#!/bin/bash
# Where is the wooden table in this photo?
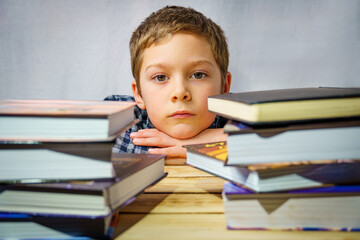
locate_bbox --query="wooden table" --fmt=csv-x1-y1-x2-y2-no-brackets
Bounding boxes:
114,160,360,240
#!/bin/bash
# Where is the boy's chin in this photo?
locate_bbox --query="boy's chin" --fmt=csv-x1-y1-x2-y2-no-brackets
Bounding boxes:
165,126,205,139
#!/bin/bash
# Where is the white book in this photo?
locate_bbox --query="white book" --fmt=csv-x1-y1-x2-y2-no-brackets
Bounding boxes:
222,182,360,230
0,99,136,141
225,120,360,165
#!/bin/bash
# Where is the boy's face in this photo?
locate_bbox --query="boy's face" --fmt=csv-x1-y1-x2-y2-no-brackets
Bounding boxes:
133,33,231,139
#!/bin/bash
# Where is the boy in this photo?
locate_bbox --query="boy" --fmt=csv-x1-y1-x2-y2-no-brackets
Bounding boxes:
105,5,231,158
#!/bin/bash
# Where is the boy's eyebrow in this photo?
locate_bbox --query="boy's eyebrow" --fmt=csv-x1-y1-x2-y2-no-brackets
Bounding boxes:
145,63,167,71
145,60,216,71
189,60,216,68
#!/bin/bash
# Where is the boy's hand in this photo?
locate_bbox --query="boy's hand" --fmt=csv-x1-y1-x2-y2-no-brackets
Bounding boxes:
130,129,186,158
130,128,227,158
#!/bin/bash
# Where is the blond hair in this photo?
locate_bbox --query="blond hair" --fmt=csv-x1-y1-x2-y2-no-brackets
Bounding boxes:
130,5,229,94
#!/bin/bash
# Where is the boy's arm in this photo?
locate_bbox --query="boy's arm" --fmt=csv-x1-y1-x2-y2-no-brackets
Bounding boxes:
130,128,228,158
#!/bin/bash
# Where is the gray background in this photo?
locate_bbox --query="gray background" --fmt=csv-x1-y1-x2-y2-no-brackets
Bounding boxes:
1,0,359,100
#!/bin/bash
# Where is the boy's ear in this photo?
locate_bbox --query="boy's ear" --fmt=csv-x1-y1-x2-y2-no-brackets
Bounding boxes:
222,72,232,94
132,80,146,110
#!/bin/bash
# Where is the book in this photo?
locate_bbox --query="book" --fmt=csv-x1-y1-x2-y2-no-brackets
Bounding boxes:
208,87,360,124
222,182,360,231
0,99,136,141
225,119,360,165
0,152,166,216
0,141,117,183
185,141,360,192
0,211,119,239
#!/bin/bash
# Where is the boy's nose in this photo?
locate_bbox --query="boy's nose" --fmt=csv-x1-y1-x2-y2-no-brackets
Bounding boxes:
171,79,192,103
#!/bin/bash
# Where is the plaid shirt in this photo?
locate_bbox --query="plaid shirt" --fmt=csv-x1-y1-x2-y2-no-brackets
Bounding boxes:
104,95,228,154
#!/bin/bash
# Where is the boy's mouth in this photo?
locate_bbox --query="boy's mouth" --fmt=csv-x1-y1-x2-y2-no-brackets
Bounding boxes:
169,110,195,118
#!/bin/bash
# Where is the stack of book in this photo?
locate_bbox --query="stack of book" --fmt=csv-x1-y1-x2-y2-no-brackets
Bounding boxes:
186,87,360,231
0,99,166,239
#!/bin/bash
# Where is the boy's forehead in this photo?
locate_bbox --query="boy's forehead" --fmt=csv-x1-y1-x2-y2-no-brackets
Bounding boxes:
141,33,217,68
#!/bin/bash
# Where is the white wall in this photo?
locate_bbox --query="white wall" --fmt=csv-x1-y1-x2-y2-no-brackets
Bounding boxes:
1,0,359,100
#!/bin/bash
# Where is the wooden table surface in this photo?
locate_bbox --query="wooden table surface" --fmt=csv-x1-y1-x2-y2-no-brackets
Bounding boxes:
114,160,360,240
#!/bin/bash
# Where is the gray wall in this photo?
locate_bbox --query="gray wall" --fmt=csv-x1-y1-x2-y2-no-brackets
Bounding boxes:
1,0,359,100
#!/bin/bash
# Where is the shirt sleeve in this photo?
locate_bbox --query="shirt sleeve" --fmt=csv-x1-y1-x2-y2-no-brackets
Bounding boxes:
104,95,153,154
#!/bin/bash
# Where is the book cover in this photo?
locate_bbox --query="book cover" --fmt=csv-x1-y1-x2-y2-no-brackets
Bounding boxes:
224,120,360,165
208,87,360,124
0,99,136,141
185,141,253,189
185,141,228,163
0,153,166,216
0,99,135,118
223,182,360,231
185,141,360,192
224,118,360,135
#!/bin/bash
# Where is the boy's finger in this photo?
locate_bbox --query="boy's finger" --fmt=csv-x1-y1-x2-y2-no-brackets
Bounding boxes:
149,146,186,158
131,129,163,138
132,136,171,147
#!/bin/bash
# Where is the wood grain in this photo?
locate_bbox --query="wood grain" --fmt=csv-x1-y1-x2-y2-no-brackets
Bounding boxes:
164,165,214,178
115,214,360,240
119,193,223,213
114,165,360,240
145,176,225,193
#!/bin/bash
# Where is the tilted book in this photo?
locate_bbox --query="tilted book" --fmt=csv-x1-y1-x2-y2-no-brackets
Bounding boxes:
225,119,360,165
185,141,360,192
223,182,360,231
0,99,136,141
208,87,360,125
0,153,166,216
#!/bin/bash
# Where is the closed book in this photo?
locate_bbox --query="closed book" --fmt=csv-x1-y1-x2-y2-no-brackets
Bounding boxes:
0,141,117,183
0,153,166,216
0,211,119,239
0,99,136,141
225,119,360,165
223,182,360,231
185,141,360,192
208,87,360,124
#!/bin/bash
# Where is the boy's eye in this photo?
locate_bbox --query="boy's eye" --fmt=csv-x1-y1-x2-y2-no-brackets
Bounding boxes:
191,72,207,79
153,75,168,82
